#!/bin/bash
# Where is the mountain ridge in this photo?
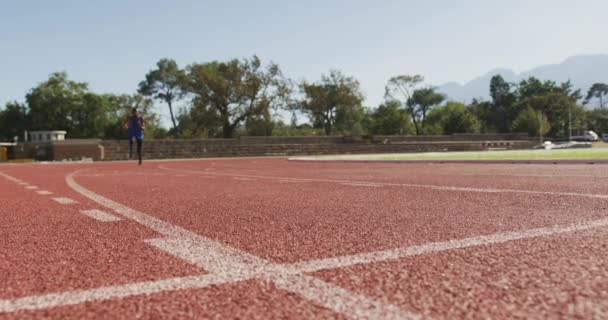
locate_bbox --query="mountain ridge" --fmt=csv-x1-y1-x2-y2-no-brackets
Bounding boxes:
437,54,608,103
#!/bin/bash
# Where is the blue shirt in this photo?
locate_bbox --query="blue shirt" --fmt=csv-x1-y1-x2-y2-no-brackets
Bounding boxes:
128,115,144,139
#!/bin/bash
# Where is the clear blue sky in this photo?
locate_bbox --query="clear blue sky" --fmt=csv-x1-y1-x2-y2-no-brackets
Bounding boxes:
2,0,607,126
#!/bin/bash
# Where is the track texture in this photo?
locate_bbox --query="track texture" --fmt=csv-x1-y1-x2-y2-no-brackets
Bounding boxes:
1,158,607,319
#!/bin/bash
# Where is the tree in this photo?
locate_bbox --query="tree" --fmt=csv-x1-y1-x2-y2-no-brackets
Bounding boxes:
407,88,445,135
368,101,415,135
245,107,275,136
425,102,480,135
181,56,291,138
385,75,424,103
384,75,428,135
139,58,185,134
585,83,608,108
467,99,496,133
512,107,551,137
488,75,518,132
516,93,584,138
0,102,30,141
298,70,364,135
586,108,608,134
26,72,109,138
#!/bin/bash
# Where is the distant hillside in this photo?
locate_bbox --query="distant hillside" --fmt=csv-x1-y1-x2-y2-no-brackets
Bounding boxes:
438,54,608,103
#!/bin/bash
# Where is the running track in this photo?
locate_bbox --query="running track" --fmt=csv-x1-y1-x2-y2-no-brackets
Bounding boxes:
1,158,607,319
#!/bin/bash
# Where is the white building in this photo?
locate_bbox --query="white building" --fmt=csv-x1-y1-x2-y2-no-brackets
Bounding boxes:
28,131,67,142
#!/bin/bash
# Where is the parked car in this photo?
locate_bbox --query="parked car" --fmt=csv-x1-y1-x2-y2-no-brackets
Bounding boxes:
571,130,599,142
602,134,608,142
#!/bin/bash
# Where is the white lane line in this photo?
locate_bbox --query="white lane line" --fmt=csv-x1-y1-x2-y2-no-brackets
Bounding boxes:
66,170,417,319
271,273,422,320
276,179,309,183
4,215,608,316
36,190,53,195
340,182,382,187
52,197,77,205
0,274,244,314
159,165,608,200
80,209,122,222
290,217,608,273
25,186,39,190
459,172,607,178
0,172,23,184
233,177,255,181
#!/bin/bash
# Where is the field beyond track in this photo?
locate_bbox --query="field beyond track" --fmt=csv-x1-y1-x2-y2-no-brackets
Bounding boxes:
295,146,608,162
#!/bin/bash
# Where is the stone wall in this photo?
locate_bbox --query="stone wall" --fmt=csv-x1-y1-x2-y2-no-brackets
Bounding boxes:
17,135,537,161
101,139,535,161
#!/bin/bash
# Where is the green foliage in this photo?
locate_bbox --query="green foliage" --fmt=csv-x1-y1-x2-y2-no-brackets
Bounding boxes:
367,101,415,135
139,58,185,133
271,122,325,136
512,107,551,137
585,83,608,108
298,70,364,135
407,87,445,135
516,92,583,138
488,75,518,132
586,108,608,134
245,108,275,136
26,72,109,138
425,102,480,135
0,102,31,141
180,55,291,138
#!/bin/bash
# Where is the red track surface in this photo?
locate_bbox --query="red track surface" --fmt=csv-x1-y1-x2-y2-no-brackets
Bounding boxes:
1,158,607,319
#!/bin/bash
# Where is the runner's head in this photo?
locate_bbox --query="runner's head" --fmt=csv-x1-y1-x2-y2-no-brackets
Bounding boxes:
131,108,138,116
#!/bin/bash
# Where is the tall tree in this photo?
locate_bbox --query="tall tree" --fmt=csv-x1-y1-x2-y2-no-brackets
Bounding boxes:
512,107,551,137
407,88,445,135
181,55,291,138
384,75,425,133
298,70,363,135
425,102,480,135
585,83,608,108
488,75,518,133
0,102,30,141
139,58,185,134
368,101,415,135
26,72,109,138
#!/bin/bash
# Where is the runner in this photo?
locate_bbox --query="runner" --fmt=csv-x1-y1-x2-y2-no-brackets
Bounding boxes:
123,108,145,165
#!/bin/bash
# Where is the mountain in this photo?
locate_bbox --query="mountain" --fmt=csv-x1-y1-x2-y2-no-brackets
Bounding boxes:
437,54,608,103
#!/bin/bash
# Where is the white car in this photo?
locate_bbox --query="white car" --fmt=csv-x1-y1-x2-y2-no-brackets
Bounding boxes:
571,131,599,142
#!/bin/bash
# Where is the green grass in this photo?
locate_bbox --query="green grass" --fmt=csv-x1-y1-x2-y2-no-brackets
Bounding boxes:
304,147,608,162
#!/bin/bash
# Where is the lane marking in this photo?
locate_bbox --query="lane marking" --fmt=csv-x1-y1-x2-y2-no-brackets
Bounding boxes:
80,209,122,222
290,217,608,273
159,165,608,200
0,169,608,319
0,274,243,314
66,170,417,319
0,172,23,184
340,182,382,187
25,186,38,190
233,177,255,181
52,197,77,205
36,190,53,195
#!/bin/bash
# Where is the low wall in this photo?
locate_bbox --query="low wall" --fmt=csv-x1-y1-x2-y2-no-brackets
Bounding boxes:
101,140,535,161
16,135,537,161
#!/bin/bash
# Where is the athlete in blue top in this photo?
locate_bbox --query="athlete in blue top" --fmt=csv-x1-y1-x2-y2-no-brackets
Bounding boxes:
123,108,145,165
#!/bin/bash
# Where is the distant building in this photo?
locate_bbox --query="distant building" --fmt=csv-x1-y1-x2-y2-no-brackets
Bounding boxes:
28,131,67,142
